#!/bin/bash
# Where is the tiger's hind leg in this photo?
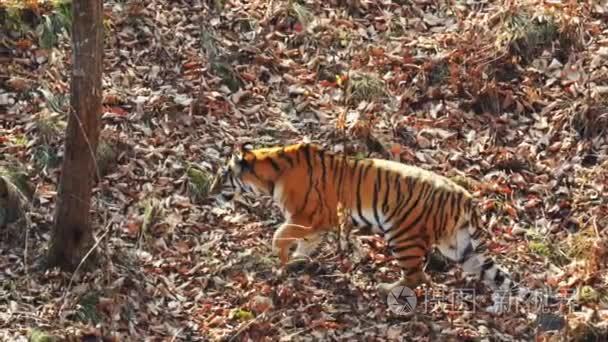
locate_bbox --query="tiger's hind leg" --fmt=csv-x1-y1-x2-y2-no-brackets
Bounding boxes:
438,220,536,313
378,237,431,294
438,221,517,293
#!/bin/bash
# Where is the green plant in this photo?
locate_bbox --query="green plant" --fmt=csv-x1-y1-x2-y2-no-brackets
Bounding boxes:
187,165,212,202
28,329,58,342
74,292,101,324
495,10,559,61
37,1,72,49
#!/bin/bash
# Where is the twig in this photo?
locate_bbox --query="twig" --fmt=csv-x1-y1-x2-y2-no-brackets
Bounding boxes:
261,0,275,25
592,216,600,239
57,220,113,318
23,182,40,280
169,328,183,342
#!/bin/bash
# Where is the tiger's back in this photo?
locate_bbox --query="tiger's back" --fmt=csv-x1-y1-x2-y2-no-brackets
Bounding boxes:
340,157,474,241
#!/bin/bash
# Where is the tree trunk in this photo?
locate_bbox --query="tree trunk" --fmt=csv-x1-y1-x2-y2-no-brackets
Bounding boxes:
47,0,103,271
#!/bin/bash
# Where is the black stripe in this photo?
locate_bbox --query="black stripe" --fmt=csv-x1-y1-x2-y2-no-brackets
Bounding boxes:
247,160,260,179
235,178,247,192
268,157,281,173
458,242,473,263
388,182,433,244
408,188,439,237
479,258,495,280
385,175,403,224
382,169,391,215
444,192,455,233
319,150,327,190
474,241,487,254
432,191,446,238
421,189,441,239
297,145,314,214
365,224,378,236
391,179,427,227
494,271,506,287
356,163,373,226
337,157,347,199
410,189,436,226
392,241,425,254
454,193,464,218
326,153,334,173
395,255,421,263
332,156,340,185
444,192,457,231
471,228,483,240
437,192,449,237
278,148,294,167
372,168,382,227
385,177,413,224
311,152,325,217
269,181,275,197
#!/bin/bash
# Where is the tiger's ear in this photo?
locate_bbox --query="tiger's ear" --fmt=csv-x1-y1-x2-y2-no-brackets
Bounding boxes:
232,141,254,155
239,142,254,153
229,142,253,173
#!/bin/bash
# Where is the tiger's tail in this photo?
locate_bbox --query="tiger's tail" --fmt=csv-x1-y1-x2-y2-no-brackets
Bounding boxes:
447,204,547,313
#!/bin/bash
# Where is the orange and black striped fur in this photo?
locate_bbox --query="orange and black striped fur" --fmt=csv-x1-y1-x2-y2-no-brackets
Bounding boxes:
209,143,534,309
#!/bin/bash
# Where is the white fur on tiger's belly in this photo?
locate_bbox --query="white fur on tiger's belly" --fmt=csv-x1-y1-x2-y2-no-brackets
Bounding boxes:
272,182,290,220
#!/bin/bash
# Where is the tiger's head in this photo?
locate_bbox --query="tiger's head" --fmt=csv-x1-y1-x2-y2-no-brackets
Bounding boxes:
208,142,276,202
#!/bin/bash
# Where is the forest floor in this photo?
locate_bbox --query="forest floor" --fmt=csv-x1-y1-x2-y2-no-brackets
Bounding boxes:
1,0,608,341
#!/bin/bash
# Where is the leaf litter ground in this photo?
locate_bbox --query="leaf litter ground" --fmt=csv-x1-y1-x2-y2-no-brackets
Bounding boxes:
1,0,608,341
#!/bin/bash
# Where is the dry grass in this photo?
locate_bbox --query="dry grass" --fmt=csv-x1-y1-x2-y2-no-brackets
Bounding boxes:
345,71,389,105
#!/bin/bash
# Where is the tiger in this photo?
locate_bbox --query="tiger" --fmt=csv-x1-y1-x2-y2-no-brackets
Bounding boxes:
208,142,538,311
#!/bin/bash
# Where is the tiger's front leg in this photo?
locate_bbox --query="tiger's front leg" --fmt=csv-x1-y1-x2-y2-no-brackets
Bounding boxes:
377,237,431,294
272,221,317,266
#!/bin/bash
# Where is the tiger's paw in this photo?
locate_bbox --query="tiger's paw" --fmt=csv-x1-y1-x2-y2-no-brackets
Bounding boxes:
377,279,406,295
377,273,431,295
286,258,321,274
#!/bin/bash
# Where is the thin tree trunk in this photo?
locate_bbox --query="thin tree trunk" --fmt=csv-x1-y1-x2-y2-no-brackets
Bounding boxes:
47,0,103,271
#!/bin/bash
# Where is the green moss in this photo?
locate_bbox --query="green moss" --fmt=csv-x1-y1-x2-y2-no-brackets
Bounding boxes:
231,308,254,321
35,110,65,145
528,239,570,266
210,61,242,92
96,139,118,177
141,198,161,237
74,292,101,324
12,134,28,146
187,165,213,202
33,145,60,170
565,229,596,260
28,329,58,342
496,10,559,62
578,285,599,304
0,164,33,226
529,241,551,257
